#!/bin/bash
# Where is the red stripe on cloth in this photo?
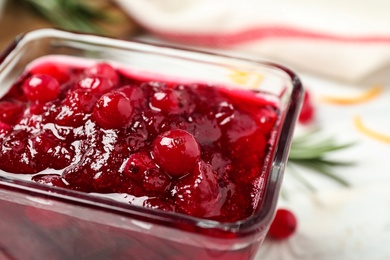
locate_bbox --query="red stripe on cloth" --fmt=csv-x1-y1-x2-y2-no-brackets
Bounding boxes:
146,25,390,47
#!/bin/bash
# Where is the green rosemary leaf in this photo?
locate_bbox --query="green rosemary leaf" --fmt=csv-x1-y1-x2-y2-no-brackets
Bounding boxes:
290,160,350,187
289,142,354,160
18,0,107,34
286,128,356,190
287,164,317,192
289,128,356,160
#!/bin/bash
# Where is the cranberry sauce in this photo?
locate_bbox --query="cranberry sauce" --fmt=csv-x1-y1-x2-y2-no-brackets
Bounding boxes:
0,59,280,222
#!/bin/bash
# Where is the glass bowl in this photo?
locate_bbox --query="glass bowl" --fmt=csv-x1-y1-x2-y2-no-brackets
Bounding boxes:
0,28,303,260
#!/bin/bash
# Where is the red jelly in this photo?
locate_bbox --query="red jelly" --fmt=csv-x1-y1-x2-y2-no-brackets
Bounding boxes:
0,60,280,222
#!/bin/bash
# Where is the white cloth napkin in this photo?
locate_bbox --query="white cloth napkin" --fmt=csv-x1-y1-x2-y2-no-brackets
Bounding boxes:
114,0,390,83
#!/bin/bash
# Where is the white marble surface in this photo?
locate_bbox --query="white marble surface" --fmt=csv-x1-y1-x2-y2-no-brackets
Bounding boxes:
256,73,390,260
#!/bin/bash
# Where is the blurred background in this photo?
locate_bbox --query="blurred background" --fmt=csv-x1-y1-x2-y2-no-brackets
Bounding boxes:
1,1,390,259
0,0,141,50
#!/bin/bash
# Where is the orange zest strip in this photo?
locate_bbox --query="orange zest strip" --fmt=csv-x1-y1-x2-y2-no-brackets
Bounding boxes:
321,85,383,105
353,115,390,144
228,69,264,89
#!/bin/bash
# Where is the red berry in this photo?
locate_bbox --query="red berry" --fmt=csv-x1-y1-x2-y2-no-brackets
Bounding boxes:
84,62,119,86
149,88,189,114
268,208,297,240
0,121,12,135
56,89,97,126
298,90,315,124
0,101,25,125
186,115,221,146
93,92,134,129
63,89,97,113
22,74,60,102
117,85,145,107
30,62,69,83
76,76,114,95
151,129,201,177
123,152,156,182
174,160,221,218
142,168,171,193
31,132,74,170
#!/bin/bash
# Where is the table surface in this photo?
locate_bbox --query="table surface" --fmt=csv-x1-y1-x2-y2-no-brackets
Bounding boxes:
254,72,390,260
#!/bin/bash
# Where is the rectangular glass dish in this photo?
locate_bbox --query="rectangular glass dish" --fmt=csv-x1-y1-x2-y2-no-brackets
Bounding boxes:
0,29,303,260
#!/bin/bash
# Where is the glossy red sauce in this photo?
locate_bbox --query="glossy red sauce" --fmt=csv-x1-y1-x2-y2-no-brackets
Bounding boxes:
0,59,280,222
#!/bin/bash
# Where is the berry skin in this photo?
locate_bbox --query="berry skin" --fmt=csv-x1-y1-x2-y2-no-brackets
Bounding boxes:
149,88,189,115
84,62,119,86
173,160,221,218
117,85,145,108
268,208,297,240
55,89,97,127
123,152,156,182
0,121,12,135
29,62,69,83
0,101,25,125
298,90,315,124
31,132,74,170
76,76,114,95
151,129,201,177
142,168,171,193
93,92,134,129
22,74,60,102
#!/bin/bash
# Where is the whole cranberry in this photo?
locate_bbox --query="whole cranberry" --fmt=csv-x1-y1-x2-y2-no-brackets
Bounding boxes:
93,92,134,129
0,121,12,135
76,76,114,95
29,62,70,83
0,101,25,125
298,90,315,124
84,62,119,86
22,74,60,102
268,208,297,240
63,89,97,113
56,89,97,127
117,85,145,108
142,168,171,193
123,151,156,182
173,160,221,218
151,129,200,177
149,88,190,115
31,132,74,170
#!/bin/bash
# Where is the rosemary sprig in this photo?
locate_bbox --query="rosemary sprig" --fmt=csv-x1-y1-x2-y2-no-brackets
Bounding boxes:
288,128,355,188
18,0,110,34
